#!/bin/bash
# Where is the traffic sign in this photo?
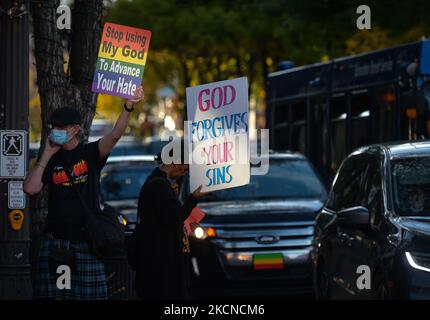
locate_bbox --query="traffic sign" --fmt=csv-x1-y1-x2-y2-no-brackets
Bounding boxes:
8,181,25,209
0,130,27,178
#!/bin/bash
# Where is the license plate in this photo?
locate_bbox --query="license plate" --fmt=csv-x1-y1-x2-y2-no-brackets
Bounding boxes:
253,253,284,270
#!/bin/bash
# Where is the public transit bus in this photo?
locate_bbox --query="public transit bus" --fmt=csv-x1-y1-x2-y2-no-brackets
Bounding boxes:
266,40,430,184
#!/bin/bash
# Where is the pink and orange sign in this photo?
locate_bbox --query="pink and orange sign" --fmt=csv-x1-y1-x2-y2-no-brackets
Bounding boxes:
184,207,206,236
92,22,151,99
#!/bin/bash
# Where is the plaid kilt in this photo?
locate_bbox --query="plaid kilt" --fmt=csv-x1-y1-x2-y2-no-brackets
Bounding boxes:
34,239,107,300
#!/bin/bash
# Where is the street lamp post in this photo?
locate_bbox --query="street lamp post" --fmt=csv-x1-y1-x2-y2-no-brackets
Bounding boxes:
0,0,31,299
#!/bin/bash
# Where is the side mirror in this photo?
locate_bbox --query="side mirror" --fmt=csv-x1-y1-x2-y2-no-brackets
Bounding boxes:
337,206,370,227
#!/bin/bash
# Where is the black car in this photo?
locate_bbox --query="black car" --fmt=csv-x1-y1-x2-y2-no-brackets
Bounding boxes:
313,141,430,300
180,152,327,297
90,136,150,157
100,155,156,234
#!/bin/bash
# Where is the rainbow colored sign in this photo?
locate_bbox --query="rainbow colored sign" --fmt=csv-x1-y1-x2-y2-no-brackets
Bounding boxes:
92,22,151,99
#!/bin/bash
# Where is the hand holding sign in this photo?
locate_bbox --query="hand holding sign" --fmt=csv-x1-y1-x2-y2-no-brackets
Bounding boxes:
192,185,209,199
126,85,144,108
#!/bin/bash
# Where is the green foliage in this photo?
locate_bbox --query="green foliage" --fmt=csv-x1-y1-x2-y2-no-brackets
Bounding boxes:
27,1,430,141
25,0,426,140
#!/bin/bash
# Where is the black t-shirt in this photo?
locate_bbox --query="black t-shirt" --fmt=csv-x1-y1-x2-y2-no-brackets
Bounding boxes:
42,140,108,240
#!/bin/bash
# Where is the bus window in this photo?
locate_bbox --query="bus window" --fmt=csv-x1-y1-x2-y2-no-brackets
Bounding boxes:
330,95,346,175
290,101,306,154
401,86,430,140
376,85,396,142
351,91,370,149
424,82,430,138
399,87,429,140
310,98,325,174
273,104,289,150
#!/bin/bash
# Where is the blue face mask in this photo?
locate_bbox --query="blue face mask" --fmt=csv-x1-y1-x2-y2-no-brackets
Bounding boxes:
50,129,70,145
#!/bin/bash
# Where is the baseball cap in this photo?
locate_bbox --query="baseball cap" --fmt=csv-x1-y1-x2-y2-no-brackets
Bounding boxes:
48,107,81,127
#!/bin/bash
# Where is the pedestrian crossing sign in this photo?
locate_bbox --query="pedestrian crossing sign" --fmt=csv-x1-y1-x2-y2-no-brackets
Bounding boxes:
0,130,27,178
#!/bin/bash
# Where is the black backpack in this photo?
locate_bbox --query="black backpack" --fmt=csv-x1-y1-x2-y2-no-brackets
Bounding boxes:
63,157,126,260
85,202,126,259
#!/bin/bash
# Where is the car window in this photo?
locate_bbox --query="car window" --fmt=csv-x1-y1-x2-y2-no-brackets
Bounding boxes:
194,158,327,202
329,155,368,211
326,157,353,211
110,144,149,156
391,157,430,216
100,165,153,201
361,157,383,226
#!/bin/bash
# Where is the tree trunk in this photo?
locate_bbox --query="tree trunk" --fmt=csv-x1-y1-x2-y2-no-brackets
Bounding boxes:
30,0,103,248
69,0,103,140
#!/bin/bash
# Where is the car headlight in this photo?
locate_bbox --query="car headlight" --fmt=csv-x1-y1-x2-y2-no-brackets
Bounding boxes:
194,227,205,239
119,215,128,227
406,252,430,272
192,226,216,240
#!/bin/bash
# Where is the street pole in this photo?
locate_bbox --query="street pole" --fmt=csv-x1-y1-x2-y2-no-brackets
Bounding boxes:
0,0,31,299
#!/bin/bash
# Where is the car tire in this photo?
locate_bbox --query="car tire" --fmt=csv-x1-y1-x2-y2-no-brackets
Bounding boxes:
316,261,331,300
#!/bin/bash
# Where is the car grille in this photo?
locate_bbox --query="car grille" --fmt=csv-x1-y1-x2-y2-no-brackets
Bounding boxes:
200,220,314,280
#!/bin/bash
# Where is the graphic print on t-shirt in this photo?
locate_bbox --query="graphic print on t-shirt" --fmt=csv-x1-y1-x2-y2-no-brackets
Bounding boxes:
52,160,89,187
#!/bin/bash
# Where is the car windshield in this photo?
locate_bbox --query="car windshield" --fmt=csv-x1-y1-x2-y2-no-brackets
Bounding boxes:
110,144,149,156
392,157,430,216
90,122,112,136
146,140,171,154
200,158,326,202
100,165,153,201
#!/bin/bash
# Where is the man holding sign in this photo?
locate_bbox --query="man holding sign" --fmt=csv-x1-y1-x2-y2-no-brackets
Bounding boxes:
186,77,250,193
24,86,144,300
24,21,150,300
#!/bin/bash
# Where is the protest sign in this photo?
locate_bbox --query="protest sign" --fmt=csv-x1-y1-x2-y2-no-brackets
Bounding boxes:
186,77,250,192
92,22,151,99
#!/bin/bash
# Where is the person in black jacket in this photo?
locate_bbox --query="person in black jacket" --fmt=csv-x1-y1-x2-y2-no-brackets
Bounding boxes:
134,142,206,300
